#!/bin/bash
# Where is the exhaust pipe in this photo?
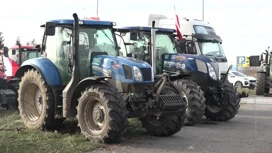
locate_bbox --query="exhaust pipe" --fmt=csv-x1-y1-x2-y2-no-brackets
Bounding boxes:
151,21,157,75
62,13,81,117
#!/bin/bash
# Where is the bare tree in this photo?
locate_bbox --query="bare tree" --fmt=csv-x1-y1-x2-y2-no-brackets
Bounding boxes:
0,32,4,49
30,38,36,45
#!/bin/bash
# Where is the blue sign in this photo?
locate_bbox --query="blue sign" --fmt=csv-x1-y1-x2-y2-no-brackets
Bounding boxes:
237,56,245,64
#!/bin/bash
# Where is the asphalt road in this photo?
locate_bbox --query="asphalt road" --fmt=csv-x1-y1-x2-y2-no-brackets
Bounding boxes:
90,96,272,153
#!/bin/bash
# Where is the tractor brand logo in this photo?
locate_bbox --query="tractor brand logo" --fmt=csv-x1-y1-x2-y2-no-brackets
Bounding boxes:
92,66,111,76
175,55,186,61
142,63,147,67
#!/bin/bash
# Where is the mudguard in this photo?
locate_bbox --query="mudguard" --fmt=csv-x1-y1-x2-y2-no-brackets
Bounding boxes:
16,57,62,86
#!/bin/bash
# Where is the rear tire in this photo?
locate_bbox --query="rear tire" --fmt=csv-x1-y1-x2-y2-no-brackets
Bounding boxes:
173,79,206,126
255,72,267,95
205,81,240,121
77,84,127,143
18,69,56,130
140,83,186,136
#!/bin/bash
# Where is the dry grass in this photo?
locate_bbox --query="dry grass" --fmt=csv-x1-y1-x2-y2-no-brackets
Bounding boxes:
0,109,147,153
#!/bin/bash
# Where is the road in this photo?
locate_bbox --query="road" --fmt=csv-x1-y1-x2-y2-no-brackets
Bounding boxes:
90,96,272,153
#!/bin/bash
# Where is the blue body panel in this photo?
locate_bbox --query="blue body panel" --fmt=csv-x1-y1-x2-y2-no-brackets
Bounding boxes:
115,26,175,33
21,57,62,86
92,55,153,83
163,53,219,79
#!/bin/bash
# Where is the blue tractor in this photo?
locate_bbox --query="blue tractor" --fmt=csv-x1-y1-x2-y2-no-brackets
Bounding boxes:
15,13,187,143
115,25,206,125
115,22,240,122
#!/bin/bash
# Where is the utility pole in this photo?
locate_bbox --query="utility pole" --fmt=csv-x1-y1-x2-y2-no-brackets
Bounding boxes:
202,0,204,21
96,0,99,17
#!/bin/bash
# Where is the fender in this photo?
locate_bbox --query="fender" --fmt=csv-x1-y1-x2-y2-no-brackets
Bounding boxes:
15,57,62,86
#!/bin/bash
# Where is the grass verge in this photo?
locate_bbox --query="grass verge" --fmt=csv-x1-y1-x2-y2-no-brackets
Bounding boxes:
0,109,102,153
0,110,147,153
237,88,255,95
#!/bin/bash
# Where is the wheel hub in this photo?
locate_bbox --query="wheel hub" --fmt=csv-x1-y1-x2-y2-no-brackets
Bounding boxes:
92,104,105,129
34,89,43,114
93,107,104,123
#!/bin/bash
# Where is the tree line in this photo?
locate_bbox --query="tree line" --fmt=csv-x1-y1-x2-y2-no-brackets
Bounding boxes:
0,32,38,50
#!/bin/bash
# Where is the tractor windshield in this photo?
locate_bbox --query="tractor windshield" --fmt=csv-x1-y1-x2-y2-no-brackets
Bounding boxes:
79,27,117,56
198,41,226,58
119,32,175,62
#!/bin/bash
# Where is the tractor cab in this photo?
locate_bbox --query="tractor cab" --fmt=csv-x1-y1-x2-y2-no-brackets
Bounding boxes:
8,45,41,65
38,19,125,85
115,26,176,74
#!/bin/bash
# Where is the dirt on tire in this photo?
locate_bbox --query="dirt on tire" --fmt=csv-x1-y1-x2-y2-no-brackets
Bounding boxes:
76,84,127,143
18,69,56,130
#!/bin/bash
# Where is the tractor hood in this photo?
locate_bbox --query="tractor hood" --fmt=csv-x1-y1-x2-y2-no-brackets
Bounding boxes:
92,55,153,83
163,53,220,80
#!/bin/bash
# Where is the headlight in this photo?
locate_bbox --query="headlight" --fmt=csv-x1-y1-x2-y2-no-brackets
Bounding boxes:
133,66,143,82
207,63,217,80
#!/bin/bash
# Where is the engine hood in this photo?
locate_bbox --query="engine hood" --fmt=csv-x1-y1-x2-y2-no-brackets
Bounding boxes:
92,55,153,83
162,53,220,80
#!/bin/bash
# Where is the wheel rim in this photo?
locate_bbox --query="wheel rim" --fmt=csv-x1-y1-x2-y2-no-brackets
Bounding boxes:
235,82,242,89
24,83,43,121
35,89,43,114
206,104,223,113
84,99,106,134
180,91,189,114
206,93,231,113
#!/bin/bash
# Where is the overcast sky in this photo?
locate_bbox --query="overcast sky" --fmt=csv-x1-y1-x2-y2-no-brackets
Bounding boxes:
0,0,271,65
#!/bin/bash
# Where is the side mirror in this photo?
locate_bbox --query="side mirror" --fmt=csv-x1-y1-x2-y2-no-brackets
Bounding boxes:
130,30,138,41
260,53,263,62
35,44,41,49
45,22,56,36
3,47,9,57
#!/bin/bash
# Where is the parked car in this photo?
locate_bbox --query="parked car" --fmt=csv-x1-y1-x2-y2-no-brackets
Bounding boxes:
228,71,256,89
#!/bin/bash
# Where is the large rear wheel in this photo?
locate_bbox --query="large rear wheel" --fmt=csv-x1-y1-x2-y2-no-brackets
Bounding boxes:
255,72,267,95
140,83,186,136
77,84,127,143
173,79,206,126
18,69,56,130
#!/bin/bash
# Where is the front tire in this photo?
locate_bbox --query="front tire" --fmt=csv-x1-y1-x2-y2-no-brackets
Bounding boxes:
18,69,56,130
173,79,206,126
77,84,127,143
205,81,240,121
140,83,186,136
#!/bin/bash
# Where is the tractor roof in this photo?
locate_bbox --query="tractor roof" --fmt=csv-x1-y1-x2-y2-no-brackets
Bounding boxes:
114,26,175,33
41,19,116,27
9,45,40,51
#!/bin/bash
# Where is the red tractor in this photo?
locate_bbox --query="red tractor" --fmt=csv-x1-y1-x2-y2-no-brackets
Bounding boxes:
0,44,41,109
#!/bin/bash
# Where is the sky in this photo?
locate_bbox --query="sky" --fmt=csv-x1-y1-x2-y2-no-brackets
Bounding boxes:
0,0,272,65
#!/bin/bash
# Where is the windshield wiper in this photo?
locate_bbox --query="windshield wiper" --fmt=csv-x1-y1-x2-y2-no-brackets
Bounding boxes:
100,28,114,44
